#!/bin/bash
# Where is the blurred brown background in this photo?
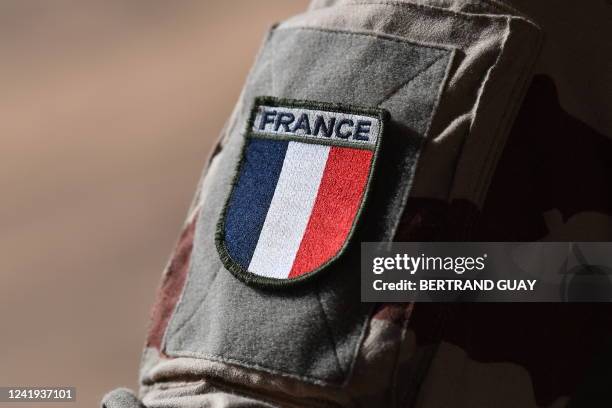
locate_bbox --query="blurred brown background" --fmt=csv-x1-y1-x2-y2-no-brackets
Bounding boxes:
0,1,308,407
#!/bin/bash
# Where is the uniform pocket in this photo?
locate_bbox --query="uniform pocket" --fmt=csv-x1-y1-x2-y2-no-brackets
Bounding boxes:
161,25,453,385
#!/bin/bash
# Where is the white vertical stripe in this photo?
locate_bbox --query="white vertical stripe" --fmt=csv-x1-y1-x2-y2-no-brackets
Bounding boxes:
248,142,330,279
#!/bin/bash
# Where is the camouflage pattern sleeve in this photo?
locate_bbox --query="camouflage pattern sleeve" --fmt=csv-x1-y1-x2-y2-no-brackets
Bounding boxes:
101,0,612,406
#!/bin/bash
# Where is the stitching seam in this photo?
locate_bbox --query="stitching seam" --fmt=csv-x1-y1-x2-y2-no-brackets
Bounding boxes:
163,350,343,386
340,0,512,22
162,263,221,351
274,25,452,52
377,53,448,105
315,286,346,377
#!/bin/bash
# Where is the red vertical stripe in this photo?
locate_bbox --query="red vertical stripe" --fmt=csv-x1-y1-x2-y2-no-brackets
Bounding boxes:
288,147,373,278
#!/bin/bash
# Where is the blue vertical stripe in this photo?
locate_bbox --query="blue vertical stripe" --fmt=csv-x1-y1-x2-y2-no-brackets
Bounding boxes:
224,138,289,268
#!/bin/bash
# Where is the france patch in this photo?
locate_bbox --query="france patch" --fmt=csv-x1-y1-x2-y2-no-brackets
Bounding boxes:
216,97,386,287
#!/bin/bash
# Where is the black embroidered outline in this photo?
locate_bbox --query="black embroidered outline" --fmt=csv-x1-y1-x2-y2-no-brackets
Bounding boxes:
215,96,388,289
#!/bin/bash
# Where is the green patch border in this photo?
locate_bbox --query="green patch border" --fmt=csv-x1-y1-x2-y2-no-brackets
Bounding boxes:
215,96,388,289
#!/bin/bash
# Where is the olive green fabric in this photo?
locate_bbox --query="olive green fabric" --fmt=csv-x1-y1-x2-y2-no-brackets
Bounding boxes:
163,26,452,384
111,1,546,407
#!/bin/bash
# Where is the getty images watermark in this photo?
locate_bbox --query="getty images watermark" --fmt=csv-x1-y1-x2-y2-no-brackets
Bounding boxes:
360,242,612,302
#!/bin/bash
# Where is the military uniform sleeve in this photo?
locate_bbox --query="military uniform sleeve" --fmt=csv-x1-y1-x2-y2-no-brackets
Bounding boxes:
103,1,543,407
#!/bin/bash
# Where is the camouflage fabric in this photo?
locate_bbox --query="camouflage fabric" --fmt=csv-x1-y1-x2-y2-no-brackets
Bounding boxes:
102,0,611,407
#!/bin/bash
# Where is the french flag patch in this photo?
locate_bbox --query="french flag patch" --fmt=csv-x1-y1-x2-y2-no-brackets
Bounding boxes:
216,97,386,287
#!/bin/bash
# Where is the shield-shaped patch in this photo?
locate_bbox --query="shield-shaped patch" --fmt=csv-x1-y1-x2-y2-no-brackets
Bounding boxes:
216,97,386,287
